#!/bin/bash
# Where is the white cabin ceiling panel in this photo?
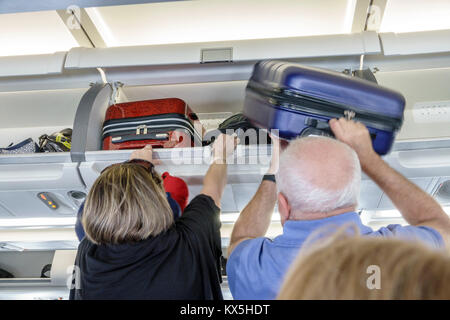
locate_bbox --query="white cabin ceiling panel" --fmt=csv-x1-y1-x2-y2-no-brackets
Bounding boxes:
0,11,78,57
86,0,356,47
380,0,450,33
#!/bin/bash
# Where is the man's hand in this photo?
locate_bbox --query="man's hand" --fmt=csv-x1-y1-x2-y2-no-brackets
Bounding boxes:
266,135,288,175
329,118,378,169
211,133,239,164
129,145,160,164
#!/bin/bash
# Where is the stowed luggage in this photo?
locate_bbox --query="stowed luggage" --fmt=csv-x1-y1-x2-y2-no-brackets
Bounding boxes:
102,98,203,150
203,113,271,146
243,60,406,155
0,128,72,155
0,138,38,154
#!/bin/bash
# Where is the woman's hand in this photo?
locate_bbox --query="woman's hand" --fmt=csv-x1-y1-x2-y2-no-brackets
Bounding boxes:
212,133,239,164
129,145,160,164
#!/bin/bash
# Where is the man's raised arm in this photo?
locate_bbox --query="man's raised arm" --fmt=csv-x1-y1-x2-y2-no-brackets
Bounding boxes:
330,118,450,248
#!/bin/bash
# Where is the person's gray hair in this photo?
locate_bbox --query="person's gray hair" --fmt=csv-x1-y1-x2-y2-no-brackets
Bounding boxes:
275,136,361,213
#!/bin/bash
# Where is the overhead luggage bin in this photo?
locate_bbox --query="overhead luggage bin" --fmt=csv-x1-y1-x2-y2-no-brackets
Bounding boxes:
0,52,103,93
375,67,450,144
72,81,271,213
64,31,381,69
1,27,450,218
0,87,90,219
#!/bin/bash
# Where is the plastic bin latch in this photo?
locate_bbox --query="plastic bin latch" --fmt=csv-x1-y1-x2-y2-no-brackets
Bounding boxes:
109,81,123,106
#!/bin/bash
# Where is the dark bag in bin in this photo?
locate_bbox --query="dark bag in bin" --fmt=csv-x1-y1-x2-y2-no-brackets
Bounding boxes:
39,128,72,152
0,268,14,278
203,113,271,146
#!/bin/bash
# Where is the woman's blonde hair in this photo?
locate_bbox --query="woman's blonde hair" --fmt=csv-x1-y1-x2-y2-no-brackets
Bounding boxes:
278,228,450,300
82,163,174,245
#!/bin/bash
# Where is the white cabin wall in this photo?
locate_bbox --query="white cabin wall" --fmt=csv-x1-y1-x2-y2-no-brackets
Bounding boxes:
375,68,450,141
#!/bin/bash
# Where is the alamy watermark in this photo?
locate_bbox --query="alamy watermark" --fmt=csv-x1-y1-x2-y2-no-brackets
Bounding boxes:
366,264,381,290
65,5,82,30
162,128,280,167
67,265,81,290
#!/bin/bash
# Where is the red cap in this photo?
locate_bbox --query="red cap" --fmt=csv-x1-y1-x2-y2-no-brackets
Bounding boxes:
162,172,189,212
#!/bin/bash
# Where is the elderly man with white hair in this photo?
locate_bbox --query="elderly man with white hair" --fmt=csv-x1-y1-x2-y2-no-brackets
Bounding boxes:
226,118,450,300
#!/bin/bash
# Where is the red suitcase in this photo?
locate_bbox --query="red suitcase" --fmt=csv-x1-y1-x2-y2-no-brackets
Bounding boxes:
102,98,203,150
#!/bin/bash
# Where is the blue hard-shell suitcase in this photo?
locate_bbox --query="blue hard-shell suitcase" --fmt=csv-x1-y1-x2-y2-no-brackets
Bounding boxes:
243,61,406,155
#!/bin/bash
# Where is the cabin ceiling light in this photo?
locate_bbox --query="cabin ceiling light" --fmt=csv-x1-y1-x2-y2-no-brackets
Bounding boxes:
220,212,281,223
365,209,402,219
365,206,450,220
0,217,76,228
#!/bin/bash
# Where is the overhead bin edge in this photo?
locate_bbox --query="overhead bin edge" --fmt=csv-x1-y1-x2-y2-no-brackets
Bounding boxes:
0,52,67,77
362,31,381,54
380,29,450,56
64,33,382,69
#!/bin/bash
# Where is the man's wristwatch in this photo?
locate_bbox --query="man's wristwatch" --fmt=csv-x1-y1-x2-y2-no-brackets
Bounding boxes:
262,174,276,183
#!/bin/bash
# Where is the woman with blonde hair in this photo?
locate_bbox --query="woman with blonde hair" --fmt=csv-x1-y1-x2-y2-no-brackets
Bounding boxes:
278,229,450,300
70,134,237,300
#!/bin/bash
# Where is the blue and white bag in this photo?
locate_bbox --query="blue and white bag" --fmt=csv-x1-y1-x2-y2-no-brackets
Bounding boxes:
0,138,38,154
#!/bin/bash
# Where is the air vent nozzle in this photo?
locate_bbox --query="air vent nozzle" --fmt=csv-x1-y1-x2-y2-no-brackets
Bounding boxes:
434,180,450,203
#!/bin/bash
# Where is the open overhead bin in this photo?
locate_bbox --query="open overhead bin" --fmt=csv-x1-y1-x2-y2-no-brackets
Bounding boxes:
0,86,91,219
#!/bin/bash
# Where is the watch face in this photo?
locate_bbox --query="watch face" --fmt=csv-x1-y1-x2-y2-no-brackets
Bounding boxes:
263,174,276,183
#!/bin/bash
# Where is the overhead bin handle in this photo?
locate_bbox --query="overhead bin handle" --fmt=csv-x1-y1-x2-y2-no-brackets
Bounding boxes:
71,83,113,163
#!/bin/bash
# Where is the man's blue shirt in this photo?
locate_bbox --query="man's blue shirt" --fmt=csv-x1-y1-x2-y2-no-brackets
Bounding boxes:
227,212,444,300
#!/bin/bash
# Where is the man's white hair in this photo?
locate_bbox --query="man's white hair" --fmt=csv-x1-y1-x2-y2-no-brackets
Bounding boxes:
275,136,361,213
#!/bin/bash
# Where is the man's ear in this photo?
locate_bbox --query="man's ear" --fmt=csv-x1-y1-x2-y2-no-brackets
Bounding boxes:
278,192,291,225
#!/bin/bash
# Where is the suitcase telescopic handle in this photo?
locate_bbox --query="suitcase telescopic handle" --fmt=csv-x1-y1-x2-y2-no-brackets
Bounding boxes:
303,117,377,140
305,118,332,131
111,133,169,144
302,118,334,138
